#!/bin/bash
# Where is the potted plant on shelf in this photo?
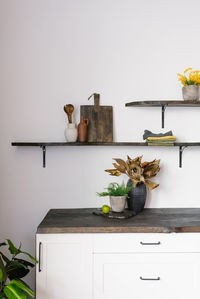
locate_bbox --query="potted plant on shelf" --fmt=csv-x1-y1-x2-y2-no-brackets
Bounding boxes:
105,155,160,214
177,68,200,101
0,239,37,299
97,182,132,212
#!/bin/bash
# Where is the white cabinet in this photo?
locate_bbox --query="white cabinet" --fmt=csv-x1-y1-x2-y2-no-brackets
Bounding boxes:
94,253,200,299
36,234,93,299
36,233,200,299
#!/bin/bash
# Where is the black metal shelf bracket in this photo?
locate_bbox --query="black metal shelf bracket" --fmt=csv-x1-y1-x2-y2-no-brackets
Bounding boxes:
40,145,46,168
179,146,188,168
161,105,167,128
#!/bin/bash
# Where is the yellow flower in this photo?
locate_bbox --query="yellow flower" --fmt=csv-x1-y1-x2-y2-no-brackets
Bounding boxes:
177,68,200,86
184,67,192,74
177,73,187,86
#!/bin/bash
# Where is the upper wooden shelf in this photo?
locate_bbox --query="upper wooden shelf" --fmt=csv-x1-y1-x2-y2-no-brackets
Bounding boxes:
125,100,200,107
125,100,200,128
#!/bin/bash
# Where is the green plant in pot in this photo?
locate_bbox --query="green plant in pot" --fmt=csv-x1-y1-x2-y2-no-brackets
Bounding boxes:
105,156,160,214
0,239,37,299
97,182,132,212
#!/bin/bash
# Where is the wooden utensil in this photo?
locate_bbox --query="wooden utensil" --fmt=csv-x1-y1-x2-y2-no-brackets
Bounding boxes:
64,104,74,123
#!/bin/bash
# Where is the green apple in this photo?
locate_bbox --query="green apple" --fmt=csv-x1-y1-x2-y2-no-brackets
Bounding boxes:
102,205,110,214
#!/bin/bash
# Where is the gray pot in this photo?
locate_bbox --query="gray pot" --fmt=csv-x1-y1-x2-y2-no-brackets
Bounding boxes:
109,196,126,212
182,86,198,101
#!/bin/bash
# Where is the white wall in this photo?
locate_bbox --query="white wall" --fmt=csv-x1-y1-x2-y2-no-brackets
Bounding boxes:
1,0,200,288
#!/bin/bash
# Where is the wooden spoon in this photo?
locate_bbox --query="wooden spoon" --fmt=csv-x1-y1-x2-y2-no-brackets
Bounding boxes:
64,104,74,123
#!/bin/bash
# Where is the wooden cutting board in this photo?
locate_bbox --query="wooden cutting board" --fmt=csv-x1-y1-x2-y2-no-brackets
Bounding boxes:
80,93,113,142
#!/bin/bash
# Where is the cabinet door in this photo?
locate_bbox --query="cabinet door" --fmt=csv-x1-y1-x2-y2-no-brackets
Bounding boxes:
36,234,93,299
93,252,200,299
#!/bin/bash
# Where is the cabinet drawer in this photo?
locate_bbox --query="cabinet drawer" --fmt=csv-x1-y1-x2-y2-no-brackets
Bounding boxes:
93,233,200,253
93,253,200,299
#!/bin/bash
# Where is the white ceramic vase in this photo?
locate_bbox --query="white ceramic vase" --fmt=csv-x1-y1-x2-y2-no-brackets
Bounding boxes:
109,196,126,212
64,123,78,142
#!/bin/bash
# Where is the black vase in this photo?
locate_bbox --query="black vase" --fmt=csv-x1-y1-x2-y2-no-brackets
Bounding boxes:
127,179,147,214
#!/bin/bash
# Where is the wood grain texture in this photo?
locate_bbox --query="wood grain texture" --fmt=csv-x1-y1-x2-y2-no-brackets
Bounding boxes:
37,208,200,234
80,105,113,142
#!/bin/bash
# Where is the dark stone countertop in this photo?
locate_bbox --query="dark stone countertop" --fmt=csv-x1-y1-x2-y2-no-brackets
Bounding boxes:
37,208,200,234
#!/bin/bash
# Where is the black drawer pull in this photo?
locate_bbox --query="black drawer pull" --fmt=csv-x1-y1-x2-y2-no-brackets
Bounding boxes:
140,241,161,245
39,242,42,272
140,276,160,281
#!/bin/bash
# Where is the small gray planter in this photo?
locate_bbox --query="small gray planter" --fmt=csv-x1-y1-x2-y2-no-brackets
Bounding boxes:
182,86,198,101
109,196,126,212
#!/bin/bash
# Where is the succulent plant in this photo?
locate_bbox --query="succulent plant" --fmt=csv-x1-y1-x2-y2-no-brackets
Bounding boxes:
105,155,160,191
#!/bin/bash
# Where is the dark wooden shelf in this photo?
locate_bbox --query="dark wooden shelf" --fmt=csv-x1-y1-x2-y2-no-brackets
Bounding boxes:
125,100,200,107
11,142,147,147
11,141,200,168
125,100,200,128
11,141,200,147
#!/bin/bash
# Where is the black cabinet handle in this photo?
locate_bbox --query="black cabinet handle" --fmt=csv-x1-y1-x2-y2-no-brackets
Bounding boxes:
140,276,160,281
39,242,42,272
140,241,161,245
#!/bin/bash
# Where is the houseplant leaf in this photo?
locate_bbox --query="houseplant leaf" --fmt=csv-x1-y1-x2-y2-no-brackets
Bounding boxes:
0,252,10,264
0,269,3,282
7,262,30,280
11,280,34,298
7,240,37,264
0,256,6,282
6,240,21,256
7,260,28,270
20,252,37,264
13,258,34,268
3,283,26,299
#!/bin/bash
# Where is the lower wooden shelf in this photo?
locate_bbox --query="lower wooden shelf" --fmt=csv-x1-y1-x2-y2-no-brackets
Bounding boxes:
11,141,200,168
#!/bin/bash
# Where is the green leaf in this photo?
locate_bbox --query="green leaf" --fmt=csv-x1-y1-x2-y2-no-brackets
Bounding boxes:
3,283,26,299
6,263,29,280
6,240,38,264
11,280,34,298
20,252,37,264
0,269,3,282
97,181,132,197
7,261,28,270
0,292,4,299
0,252,10,264
13,259,34,268
6,240,20,256
0,256,6,282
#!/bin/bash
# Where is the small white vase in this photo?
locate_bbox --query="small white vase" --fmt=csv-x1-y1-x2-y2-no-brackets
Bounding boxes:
109,196,126,212
64,123,78,142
